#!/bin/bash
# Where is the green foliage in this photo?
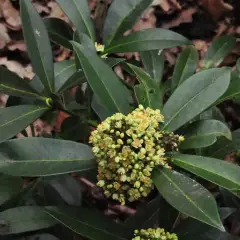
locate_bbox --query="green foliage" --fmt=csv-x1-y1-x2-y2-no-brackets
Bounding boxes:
0,0,240,239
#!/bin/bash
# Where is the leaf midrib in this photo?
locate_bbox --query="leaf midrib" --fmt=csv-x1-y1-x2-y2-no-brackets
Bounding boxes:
172,157,240,189
45,210,128,240
55,64,75,78
0,107,48,128
106,0,149,46
73,44,122,113
0,84,42,98
205,41,230,66
105,38,183,53
72,0,94,41
163,74,220,130
24,3,53,92
157,169,222,229
23,3,53,92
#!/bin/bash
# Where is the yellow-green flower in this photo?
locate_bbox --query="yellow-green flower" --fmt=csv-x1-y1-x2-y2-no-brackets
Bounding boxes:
132,228,178,240
89,105,184,205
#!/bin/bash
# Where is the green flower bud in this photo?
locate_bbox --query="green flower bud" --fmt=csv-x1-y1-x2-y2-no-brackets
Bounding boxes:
132,228,178,240
89,105,184,205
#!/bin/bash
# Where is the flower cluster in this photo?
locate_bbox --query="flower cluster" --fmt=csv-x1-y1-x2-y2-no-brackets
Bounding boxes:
132,228,178,240
89,105,184,204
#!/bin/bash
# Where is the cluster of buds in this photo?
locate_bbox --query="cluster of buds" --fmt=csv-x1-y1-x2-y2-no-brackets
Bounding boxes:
89,105,184,205
132,228,178,240
95,42,108,58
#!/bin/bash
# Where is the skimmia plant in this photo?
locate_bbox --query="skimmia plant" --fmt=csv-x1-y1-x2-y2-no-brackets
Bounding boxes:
0,0,240,239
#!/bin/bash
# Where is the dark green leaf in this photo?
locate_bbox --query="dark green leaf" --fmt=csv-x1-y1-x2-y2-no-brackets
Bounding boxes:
125,196,160,230
45,206,129,240
54,60,85,94
176,209,236,240
0,67,43,98
203,36,236,69
152,168,224,231
205,129,240,159
236,58,240,74
0,137,95,176
125,196,179,231
104,29,190,54
60,116,90,141
162,68,231,132
20,0,54,93
199,107,225,122
129,63,163,109
91,94,112,121
71,41,132,115
171,46,198,90
0,105,47,143
44,18,73,49
19,234,59,240
54,60,75,91
0,175,23,206
180,120,231,149
44,175,83,206
104,57,126,67
56,0,95,41
140,50,164,84
172,154,240,194
216,71,240,104
29,75,44,93
220,188,240,209
103,0,152,46
0,206,56,235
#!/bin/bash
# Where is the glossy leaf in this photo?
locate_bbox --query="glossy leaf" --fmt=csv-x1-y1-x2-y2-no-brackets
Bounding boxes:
216,71,240,104
0,175,23,206
56,0,95,41
0,105,47,143
72,41,132,115
0,138,95,176
44,18,73,49
125,196,179,231
176,208,236,240
20,0,54,93
152,168,224,231
162,68,231,132
180,120,231,149
140,50,164,84
103,0,152,46
172,154,240,194
205,129,240,159
0,206,56,235
104,28,190,54
44,175,83,206
128,63,162,109
0,66,43,98
45,206,130,240
203,36,236,69
171,46,198,90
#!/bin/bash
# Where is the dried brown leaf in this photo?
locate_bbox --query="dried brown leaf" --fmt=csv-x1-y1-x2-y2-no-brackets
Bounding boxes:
200,0,233,20
0,57,34,79
0,23,10,49
0,0,21,30
161,7,197,29
7,40,26,52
